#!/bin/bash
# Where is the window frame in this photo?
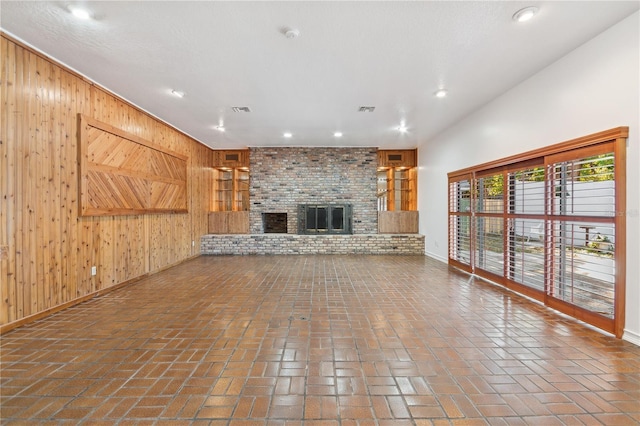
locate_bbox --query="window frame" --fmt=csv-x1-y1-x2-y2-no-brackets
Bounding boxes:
447,127,628,337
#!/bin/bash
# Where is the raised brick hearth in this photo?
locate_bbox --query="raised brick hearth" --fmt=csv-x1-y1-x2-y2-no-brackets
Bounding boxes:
201,234,424,255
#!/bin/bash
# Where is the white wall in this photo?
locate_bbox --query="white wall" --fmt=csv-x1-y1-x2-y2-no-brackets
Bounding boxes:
418,12,640,344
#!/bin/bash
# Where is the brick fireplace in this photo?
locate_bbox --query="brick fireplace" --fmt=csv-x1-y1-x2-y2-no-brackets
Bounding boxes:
202,147,424,255
249,147,377,234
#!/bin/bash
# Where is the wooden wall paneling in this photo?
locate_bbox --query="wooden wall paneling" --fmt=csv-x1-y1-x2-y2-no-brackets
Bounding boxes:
91,86,106,124
113,216,126,286
104,216,116,289
169,214,182,264
143,215,151,276
53,57,65,309
56,57,72,304
74,77,90,299
1,34,214,332
10,40,21,320
90,216,100,294
134,215,148,277
148,215,165,271
189,146,197,249
61,67,84,309
53,55,67,309
198,144,213,249
26,42,38,316
182,214,191,258
17,41,30,320
0,36,8,324
12,41,23,319
30,47,42,315
52,55,69,306
7,37,18,322
77,218,89,302
38,52,53,315
116,217,130,285
165,215,177,266
29,51,39,316
114,216,124,283
1,36,16,323
167,204,178,264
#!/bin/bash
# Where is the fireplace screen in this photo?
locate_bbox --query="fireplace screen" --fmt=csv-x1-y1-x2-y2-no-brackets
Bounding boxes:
298,204,352,235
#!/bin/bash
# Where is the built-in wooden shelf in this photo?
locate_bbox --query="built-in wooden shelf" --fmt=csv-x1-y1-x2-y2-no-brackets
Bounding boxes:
377,149,418,213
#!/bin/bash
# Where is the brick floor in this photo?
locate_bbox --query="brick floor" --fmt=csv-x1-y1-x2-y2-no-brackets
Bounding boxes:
1,255,638,424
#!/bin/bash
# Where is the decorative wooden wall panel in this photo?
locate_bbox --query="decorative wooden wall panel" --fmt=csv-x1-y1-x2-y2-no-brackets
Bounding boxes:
1,33,212,332
79,114,188,215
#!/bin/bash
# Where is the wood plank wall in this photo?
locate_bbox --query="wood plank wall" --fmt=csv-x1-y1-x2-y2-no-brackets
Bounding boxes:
0,34,213,331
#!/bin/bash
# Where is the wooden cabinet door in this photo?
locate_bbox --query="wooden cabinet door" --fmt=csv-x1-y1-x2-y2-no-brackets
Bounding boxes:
213,150,249,167
378,149,416,167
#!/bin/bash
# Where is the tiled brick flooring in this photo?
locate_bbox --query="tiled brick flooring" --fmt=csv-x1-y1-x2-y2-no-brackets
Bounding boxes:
1,255,639,425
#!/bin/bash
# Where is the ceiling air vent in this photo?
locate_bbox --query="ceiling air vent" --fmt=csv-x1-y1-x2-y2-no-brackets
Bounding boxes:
358,106,375,112
232,106,251,112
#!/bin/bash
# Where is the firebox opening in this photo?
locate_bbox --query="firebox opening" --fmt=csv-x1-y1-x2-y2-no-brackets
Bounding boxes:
298,204,352,235
263,213,288,233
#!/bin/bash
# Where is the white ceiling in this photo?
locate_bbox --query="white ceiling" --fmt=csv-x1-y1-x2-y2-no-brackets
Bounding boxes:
2,1,638,150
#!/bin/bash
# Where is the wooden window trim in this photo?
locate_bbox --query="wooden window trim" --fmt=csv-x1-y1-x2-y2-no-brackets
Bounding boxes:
449,127,627,177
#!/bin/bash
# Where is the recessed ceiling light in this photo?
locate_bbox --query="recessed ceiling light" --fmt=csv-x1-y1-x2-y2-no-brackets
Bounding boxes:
435,89,448,98
68,6,92,20
215,126,225,132
513,6,539,23
171,90,185,98
284,28,300,39
397,126,408,133
334,132,343,137
283,132,293,138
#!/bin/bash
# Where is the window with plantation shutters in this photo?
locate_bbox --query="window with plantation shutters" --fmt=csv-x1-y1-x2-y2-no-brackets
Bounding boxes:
506,163,546,295
447,128,627,337
448,176,472,272
474,171,505,279
545,147,618,322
